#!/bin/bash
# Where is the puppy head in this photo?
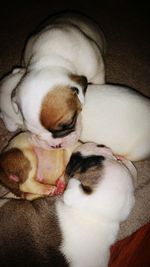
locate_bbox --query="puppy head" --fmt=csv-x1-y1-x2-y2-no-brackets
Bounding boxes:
40,85,81,138
63,143,136,222
16,68,87,148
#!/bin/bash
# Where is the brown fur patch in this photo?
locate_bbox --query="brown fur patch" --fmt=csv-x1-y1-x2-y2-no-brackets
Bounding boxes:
40,85,82,131
0,197,68,266
66,167,104,194
70,74,88,94
0,148,31,196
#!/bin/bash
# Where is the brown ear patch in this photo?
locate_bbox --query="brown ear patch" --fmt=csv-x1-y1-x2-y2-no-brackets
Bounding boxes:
70,74,88,94
40,85,82,132
0,148,31,196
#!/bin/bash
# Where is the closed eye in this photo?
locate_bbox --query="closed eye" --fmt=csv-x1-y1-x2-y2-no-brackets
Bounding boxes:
80,184,92,194
59,112,77,130
48,113,77,138
71,87,79,95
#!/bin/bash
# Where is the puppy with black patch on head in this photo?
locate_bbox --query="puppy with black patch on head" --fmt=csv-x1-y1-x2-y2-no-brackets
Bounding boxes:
0,143,136,267
0,12,106,149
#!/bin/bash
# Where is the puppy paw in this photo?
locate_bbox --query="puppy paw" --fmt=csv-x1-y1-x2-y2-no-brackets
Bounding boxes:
54,178,66,195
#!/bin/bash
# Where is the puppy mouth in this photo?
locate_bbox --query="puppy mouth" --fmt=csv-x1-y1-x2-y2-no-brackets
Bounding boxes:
31,134,62,149
51,144,62,148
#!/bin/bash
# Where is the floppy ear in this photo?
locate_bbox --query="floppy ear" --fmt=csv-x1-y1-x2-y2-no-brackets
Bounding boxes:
70,74,88,94
63,178,88,207
0,148,31,196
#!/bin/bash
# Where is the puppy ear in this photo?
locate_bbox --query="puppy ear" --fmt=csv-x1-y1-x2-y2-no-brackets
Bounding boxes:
70,74,88,94
0,148,31,196
63,178,87,207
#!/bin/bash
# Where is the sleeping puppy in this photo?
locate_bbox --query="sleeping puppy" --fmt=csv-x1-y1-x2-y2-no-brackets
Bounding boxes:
0,12,106,149
81,84,150,161
0,132,77,200
0,143,136,267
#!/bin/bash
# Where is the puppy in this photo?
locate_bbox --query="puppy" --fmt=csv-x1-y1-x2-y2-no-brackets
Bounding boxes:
0,143,136,267
0,132,77,200
0,68,25,131
81,84,150,161
1,12,106,148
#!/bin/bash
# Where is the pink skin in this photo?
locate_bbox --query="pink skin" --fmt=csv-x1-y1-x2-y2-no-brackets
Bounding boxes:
33,146,66,196
33,146,49,182
9,174,20,182
53,176,66,195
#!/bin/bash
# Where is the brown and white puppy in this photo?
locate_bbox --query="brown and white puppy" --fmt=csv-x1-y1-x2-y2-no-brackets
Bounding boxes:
1,12,106,149
0,143,136,267
0,132,77,200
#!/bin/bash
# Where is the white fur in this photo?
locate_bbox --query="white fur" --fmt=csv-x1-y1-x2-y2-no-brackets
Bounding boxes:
81,84,150,161
0,68,25,131
57,143,136,267
24,13,105,83
1,13,105,148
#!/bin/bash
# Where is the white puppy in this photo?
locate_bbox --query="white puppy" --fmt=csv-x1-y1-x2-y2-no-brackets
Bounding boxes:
60,143,136,267
0,143,136,267
81,84,150,161
0,12,106,149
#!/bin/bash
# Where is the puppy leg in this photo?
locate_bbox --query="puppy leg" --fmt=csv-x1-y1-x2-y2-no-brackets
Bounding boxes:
19,178,57,196
1,114,20,132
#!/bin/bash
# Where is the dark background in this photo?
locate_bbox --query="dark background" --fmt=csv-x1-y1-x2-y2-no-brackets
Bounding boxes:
0,0,150,96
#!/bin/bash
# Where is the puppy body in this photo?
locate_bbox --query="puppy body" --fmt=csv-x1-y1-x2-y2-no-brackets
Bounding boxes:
23,12,106,83
0,68,25,131
81,84,150,161
0,132,76,200
0,143,136,267
6,13,106,148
